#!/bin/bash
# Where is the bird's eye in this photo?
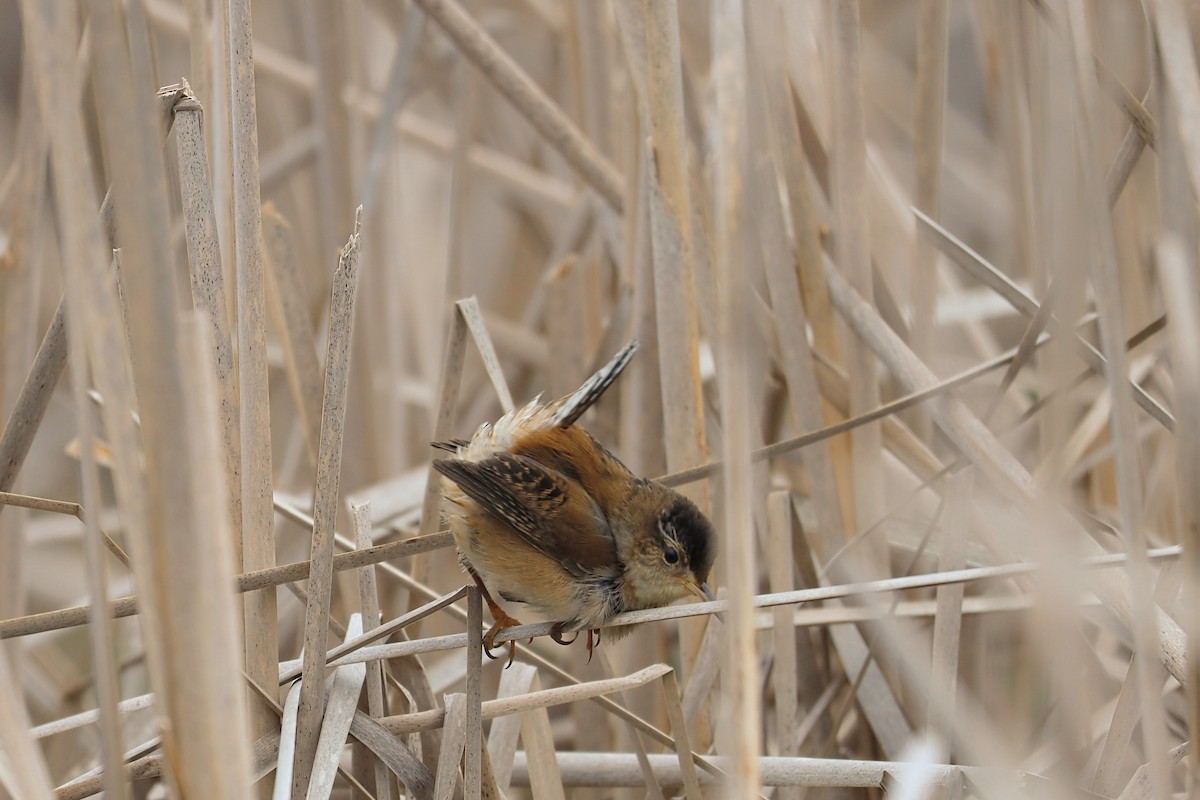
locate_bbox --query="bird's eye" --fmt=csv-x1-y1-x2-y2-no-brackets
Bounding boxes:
663,547,679,565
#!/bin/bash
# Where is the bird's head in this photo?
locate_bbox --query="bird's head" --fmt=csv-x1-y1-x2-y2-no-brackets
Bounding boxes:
619,488,716,610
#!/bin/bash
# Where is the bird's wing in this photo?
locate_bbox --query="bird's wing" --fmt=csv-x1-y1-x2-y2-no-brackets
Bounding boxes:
551,339,639,428
430,438,470,453
433,453,618,577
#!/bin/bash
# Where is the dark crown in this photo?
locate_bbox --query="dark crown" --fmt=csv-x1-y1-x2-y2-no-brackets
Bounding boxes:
659,495,716,581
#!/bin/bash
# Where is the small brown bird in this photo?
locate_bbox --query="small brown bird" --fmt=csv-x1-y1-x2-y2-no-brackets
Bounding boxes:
433,340,716,664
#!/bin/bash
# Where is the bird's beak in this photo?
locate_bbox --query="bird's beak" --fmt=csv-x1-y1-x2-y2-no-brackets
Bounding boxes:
701,582,715,601
684,580,714,603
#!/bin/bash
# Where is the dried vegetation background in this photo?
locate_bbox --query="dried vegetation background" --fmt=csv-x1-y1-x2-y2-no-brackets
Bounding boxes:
1,0,1199,798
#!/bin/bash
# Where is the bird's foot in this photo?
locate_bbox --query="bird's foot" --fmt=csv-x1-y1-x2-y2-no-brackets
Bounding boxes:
549,623,603,663
549,621,579,646
483,610,523,668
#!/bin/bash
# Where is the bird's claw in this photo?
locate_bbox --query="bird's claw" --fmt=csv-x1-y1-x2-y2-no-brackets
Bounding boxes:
550,623,603,663
549,622,579,646
483,611,522,668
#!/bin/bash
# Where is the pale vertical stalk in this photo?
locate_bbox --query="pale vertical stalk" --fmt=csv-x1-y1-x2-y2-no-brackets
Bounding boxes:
0,276,47,610
28,1,184,796
184,0,209,128
443,63,481,303
612,0,710,508
171,315,255,797
1159,238,1200,797
928,469,972,756
711,1,758,796
174,87,243,567
306,615,367,799
465,587,483,800
457,297,514,413
831,0,883,573
660,670,702,800
618,141,665,479
909,0,948,389
225,0,280,749
517,676,567,800
301,0,352,262
0,55,46,619
0,641,53,799
353,501,395,800
544,256,589,398
0,301,66,494
765,493,798,800
1152,8,1200,793
64,264,127,800
434,693,469,800
356,7,425,214
414,306,468,594
262,205,324,463
1063,4,1169,797
293,210,363,795
746,29,846,555
1150,0,1200,207
486,663,538,795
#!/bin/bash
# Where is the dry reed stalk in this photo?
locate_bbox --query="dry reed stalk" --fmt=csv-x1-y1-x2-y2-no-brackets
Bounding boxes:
346,713,434,799
927,470,972,747
410,0,623,210
0,301,66,494
8,2,1200,797
443,65,482,304
765,493,801,800
505,753,970,788
832,0,884,561
486,662,537,794
280,588,466,684
62,197,126,800
173,84,244,570
225,0,281,752
710,1,760,797
352,502,394,800
149,0,582,212
163,316,255,796
273,679,303,798
357,7,425,214
612,0,711,505
263,204,324,463
457,297,515,413
748,1,848,564
306,615,367,799
432,692,467,800
0,641,54,799
1156,235,1200,795
822,257,1190,688
0,533,453,641
1063,9,1168,790
301,0,352,263
293,209,363,794
19,4,159,798
463,588,483,800
0,91,51,615
908,0,949,371
516,674,567,800
916,209,1175,432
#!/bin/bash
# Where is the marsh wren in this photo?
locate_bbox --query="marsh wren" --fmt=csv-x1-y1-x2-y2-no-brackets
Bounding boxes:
433,340,716,663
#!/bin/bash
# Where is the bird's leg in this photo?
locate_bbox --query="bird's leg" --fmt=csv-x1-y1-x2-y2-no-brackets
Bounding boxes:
465,566,521,667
